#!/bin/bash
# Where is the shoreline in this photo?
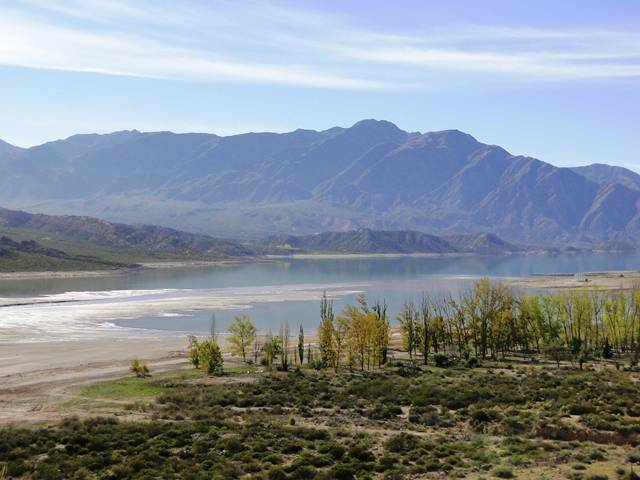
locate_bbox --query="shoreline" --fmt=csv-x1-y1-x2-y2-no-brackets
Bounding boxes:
507,269,640,290
0,249,634,278
269,252,485,259
0,266,139,280
0,257,262,280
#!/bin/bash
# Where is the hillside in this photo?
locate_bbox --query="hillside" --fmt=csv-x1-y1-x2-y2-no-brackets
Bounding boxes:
261,229,524,255
0,235,133,272
443,233,523,255
1,121,640,245
0,207,255,264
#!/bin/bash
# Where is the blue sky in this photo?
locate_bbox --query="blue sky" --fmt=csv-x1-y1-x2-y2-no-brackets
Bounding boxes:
0,0,638,170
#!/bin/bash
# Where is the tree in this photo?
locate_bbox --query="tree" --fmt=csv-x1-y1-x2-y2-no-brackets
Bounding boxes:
602,337,614,359
187,335,200,368
372,299,390,366
262,330,282,369
281,322,290,371
298,324,305,365
253,335,261,364
543,338,564,369
398,301,417,359
318,292,336,368
417,296,432,364
198,338,224,375
228,315,257,362
578,344,591,370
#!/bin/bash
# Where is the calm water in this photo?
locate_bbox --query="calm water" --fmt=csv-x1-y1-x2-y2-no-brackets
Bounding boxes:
1,253,639,340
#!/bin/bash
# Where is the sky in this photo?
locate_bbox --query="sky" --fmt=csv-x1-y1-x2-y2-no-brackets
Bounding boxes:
0,0,638,170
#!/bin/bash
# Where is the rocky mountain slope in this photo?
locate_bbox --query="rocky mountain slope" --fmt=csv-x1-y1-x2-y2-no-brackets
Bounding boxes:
1,120,638,245
571,164,640,192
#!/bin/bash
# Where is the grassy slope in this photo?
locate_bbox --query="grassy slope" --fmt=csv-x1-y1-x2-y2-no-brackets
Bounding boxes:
0,225,242,272
0,227,139,272
0,251,126,273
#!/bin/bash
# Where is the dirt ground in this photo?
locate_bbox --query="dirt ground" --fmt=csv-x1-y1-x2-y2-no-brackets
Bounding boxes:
0,336,190,425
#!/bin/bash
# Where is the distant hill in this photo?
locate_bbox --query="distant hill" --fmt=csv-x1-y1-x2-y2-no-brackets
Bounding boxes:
0,207,255,260
442,233,522,255
571,164,640,192
2,121,640,246
0,235,133,272
261,229,523,255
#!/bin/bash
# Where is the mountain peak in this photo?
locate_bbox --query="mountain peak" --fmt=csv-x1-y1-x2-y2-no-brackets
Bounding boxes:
349,119,404,134
0,138,22,155
351,118,398,128
422,129,479,146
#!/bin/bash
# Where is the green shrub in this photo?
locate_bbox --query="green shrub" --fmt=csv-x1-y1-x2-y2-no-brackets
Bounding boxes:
384,434,420,454
266,466,288,480
129,359,150,377
492,466,516,478
434,354,451,368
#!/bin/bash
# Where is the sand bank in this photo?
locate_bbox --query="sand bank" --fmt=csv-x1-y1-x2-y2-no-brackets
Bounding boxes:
507,270,640,290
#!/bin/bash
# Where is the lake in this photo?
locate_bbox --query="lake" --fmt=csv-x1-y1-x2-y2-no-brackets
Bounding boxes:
1,252,640,342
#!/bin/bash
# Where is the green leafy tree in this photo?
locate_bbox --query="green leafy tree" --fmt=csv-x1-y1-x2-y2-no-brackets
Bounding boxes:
262,330,282,369
228,315,257,362
318,292,336,368
198,338,223,375
187,335,200,368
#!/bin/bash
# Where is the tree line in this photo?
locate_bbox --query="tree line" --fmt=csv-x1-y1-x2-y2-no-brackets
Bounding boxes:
396,278,640,367
188,278,640,374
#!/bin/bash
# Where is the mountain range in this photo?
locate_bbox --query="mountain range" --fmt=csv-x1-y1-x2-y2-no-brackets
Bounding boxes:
0,208,532,271
1,120,639,246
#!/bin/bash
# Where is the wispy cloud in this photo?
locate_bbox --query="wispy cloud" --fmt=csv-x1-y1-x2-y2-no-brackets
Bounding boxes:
1,0,639,90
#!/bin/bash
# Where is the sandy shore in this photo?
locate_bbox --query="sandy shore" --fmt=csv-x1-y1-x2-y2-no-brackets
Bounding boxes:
507,270,640,290
140,258,262,269
0,336,190,425
268,252,475,260
0,258,262,280
0,267,140,280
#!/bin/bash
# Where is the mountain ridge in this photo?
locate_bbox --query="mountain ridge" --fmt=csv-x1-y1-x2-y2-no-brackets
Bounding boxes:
0,207,255,259
261,229,526,255
571,163,640,192
1,120,639,245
